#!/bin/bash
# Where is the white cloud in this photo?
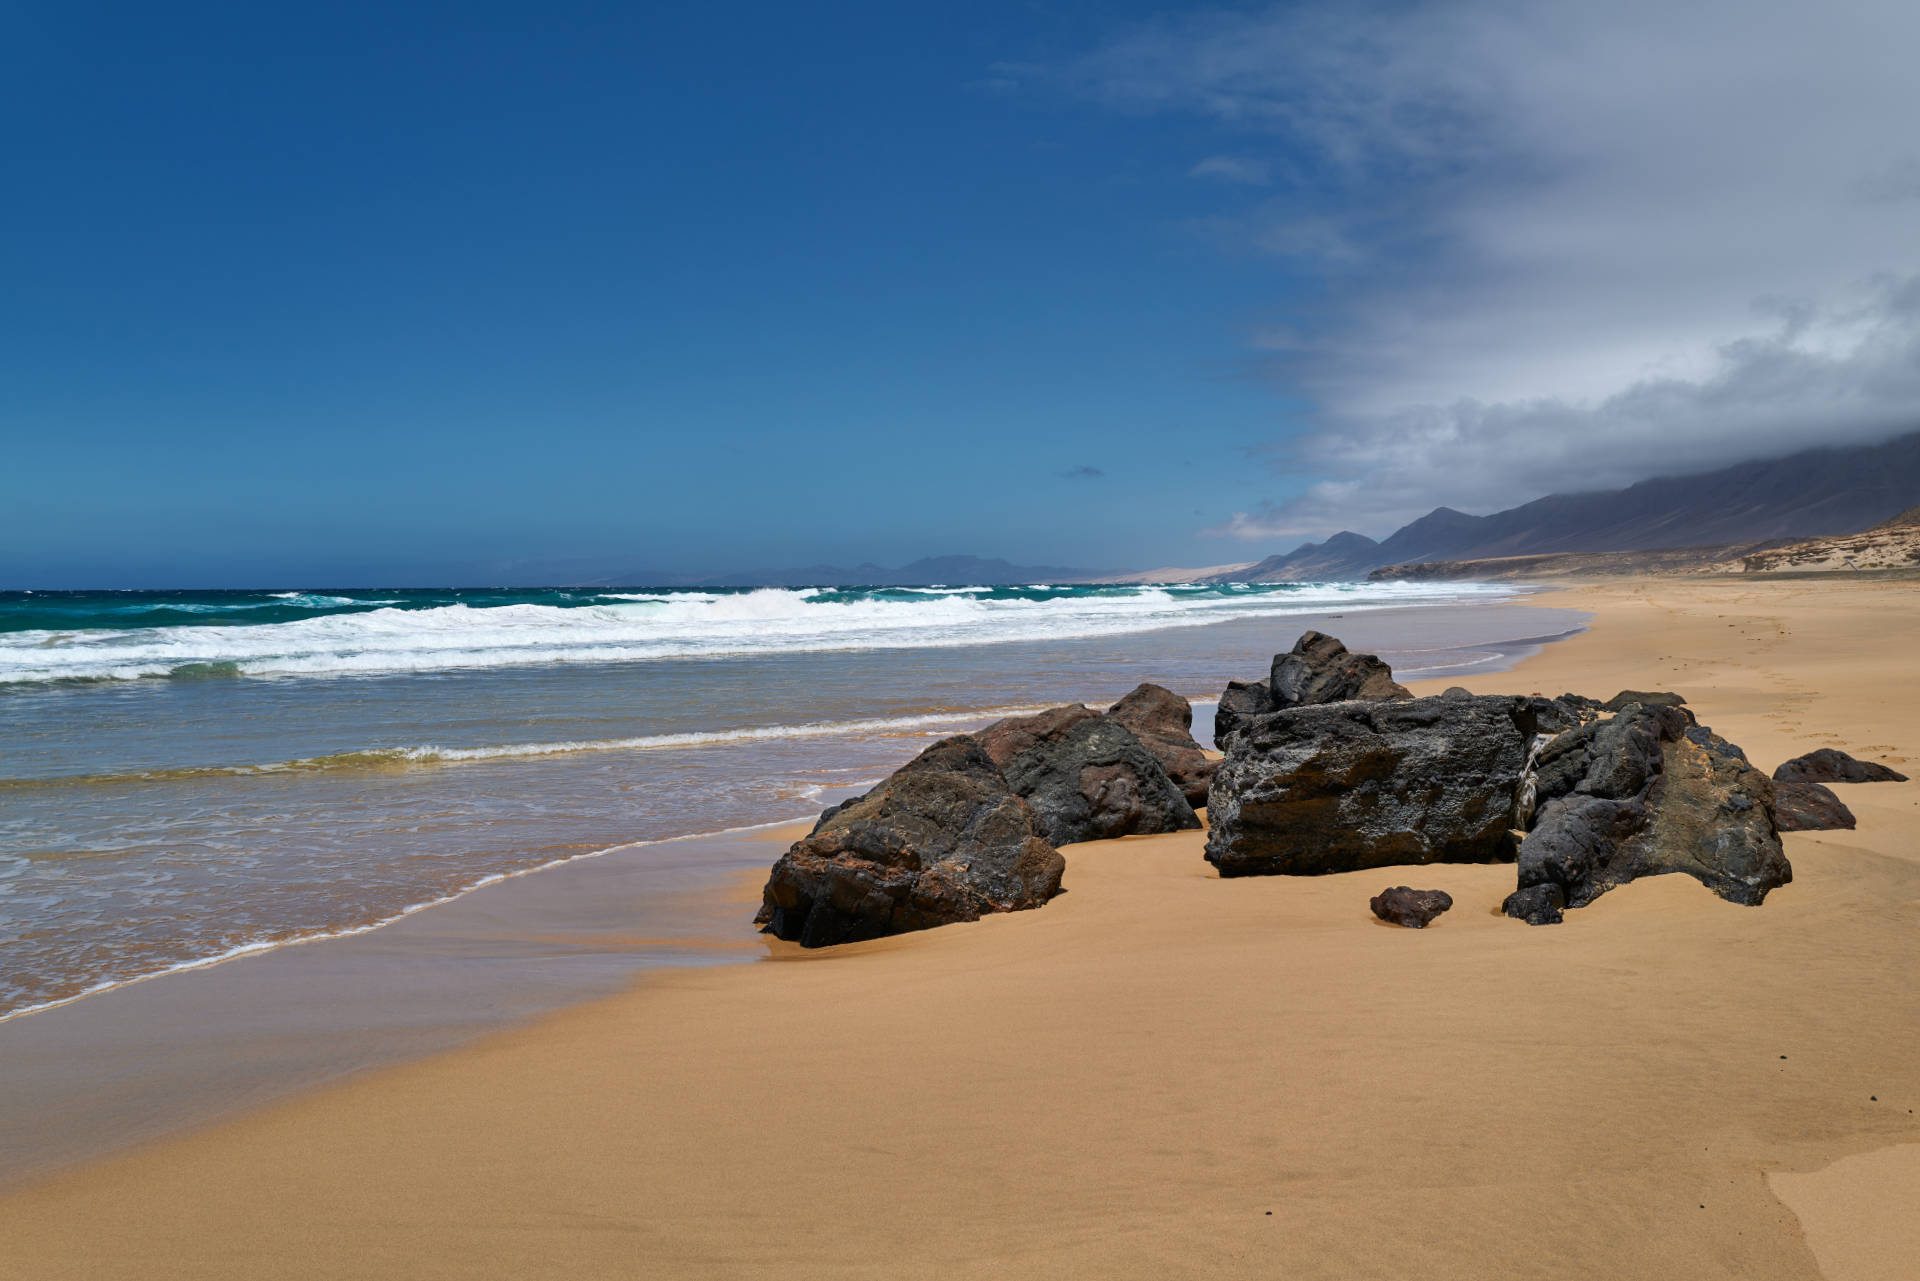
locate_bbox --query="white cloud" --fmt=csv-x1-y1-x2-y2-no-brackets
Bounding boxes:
1188,155,1270,184
1049,0,1920,538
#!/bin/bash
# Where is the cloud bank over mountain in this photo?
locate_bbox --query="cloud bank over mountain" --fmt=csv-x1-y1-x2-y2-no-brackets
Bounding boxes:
1040,0,1920,539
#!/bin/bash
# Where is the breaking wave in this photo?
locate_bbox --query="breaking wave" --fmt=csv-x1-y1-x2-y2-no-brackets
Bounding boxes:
0,581,1516,686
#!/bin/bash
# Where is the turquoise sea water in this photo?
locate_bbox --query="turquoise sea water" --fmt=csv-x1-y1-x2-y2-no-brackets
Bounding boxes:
0,581,1559,1020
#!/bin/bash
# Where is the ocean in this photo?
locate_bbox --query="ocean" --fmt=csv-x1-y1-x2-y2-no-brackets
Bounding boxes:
0,581,1557,1023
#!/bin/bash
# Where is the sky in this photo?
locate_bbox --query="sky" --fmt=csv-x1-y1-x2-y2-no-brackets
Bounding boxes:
5,0,1918,586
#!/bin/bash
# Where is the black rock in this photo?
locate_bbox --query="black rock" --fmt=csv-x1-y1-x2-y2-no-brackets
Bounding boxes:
1772,748,1909,785
1204,694,1560,877
1602,690,1688,711
1108,683,1216,808
978,706,1199,846
756,736,1064,947
1772,780,1857,831
1508,704,1790,922
1270,630,1412,708
1212,632,1412,749
1214,679,1274,750
1370,886,1455,928
1502,882,1566,926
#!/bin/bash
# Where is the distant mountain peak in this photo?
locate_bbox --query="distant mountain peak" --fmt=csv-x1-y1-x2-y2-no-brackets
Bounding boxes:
1227,430,1920,582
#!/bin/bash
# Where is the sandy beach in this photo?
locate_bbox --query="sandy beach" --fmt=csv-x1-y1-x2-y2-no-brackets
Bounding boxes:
3,575,1917,1280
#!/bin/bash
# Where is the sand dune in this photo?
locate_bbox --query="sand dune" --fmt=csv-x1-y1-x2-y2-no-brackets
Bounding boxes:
1,576,1916,1279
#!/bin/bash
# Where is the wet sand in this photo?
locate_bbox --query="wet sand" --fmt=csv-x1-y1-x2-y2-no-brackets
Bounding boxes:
3,576,1917,1278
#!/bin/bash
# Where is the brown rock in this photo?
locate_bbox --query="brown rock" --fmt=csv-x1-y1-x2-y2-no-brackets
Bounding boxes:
1107,683,1216,808
756,735,1064,947
1370,886,1455,928
1772,748,1909,785
1771,780,1857,831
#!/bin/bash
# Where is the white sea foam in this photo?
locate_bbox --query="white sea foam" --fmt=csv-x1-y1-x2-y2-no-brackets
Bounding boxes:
0,582,1516,685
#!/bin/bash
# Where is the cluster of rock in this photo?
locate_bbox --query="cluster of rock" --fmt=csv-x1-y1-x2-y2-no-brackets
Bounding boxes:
757,682,1210,946
1202,635,1797,927
760,628,1903,946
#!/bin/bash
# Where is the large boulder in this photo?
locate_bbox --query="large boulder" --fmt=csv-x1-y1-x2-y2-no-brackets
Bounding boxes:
1271,630,1413,707
1108,683,1216,808
755,736,1064,947
979,705,1199,846
1204,693,1564,877
1773,748,1909,784
1503,703,1790,923
1772,780,1857,832
1212,631,1412,749
976,704,1102,767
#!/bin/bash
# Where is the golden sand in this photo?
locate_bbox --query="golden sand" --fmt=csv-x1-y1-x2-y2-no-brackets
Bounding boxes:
3,576,1917,1279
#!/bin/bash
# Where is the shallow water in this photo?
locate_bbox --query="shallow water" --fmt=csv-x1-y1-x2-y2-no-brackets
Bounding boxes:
0,583,1557,1020
0,589,1587,1186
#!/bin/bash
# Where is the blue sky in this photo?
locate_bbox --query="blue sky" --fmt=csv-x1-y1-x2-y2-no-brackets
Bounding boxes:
7,1,1918,586
2,1,1326,586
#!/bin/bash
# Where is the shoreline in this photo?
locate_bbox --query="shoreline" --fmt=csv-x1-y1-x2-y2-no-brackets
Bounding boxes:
10,576,1920,1276
1,592,1573,1025
19,578,1919,1276
0,597,1579,1191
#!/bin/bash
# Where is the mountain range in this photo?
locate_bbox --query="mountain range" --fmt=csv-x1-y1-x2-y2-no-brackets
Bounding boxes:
1216,430,1920,582
585,432,1920,588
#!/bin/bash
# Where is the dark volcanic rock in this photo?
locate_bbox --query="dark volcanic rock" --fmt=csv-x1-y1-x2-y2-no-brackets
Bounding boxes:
979,706,1199,846
1501,883,1566,925
1506,704,1790,924
1270,630,1412,708
1213,679,1274,750
1212,631,1412,749
1773,748,1909,785
1370,886,1455,928
1772,780,1858,832
756,736,1064,947
1602,689,1687,711
1204,694,1561,876
1108,683,1216,808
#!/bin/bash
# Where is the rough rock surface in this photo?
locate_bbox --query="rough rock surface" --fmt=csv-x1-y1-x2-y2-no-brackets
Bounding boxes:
756,736,1064,947
1212,631,1412,749
1370,886,1454,928
1602,689,1687,711
1771,780,1857,832
1773,748,1909,785
1204,694,1568,877
1503,703,1790,924
1107,683,1216,808
979,706,1199,847
1503,883,1566,926
1270,630,1412,708
1213,679,1273,750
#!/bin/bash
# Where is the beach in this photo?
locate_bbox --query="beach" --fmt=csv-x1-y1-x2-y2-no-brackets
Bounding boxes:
2,575,1917,1279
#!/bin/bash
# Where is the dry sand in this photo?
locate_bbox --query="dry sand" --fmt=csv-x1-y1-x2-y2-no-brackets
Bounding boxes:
3,576,1917,1280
